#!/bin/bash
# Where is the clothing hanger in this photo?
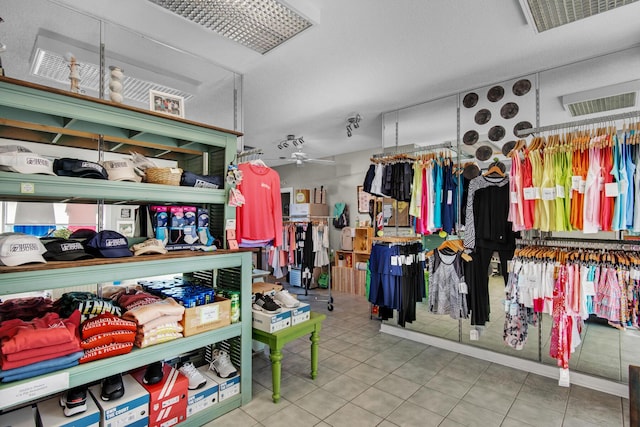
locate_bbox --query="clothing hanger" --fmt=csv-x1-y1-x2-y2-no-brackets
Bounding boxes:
483,162,505,178
249,158,268,167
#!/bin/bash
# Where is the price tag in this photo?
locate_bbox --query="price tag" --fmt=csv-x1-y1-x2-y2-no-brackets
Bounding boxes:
419,252,426,262
534,187,541,200
579,179,586,194
620,179,628,194
504,300,511,313
391,256,398,266
605,182,619,198
459,282,468,294
571,176,581,190
556,185,565,199
509,302,519,316
541,187,556,200
447,190,453,205
510,191,518,203
523,187,537,201
583,281,596,296
20,183,35,194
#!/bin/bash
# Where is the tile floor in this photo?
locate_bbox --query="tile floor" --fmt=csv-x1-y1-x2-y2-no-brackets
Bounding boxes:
205,289,631,427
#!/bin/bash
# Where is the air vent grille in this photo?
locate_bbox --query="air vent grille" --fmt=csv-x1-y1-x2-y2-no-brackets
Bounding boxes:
523,0,638,32
148,0,312,54
567,92,636,116
31,48,193,104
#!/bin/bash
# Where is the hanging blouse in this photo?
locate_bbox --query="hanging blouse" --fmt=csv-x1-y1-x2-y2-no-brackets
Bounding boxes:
428,249,468,319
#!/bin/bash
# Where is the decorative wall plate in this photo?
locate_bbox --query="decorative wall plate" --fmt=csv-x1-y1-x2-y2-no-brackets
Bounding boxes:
487,86,505,102
463,130,479,145
488,125,506,142
512,79,532,96
475,145,493,161
475,109,492,125
463,92,479,108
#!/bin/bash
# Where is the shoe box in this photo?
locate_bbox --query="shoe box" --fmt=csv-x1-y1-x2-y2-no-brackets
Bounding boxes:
0,405,35,426
252,308,291,333
290,302,311,325
203,370,240,402
132,364,187,427
89,374,149,427
186,366,219,418
36,392,100,427
251,282,283,299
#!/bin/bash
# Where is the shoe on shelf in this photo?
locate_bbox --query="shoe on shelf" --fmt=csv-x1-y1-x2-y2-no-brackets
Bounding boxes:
101,373,125,401
143,361,164,385
59,386,88,417
179,362,207,390
209,349,238,379
273,289,300,308
252,293,281,313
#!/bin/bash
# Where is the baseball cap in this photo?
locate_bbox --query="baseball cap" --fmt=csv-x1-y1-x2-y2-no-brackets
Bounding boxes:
102,159,142,183
0,233,47,266
84,230,133,258
0,145,56,176
54,158,108,180
131,238,167,256
180,171,223,189
42,238,94,261
69,228,97,240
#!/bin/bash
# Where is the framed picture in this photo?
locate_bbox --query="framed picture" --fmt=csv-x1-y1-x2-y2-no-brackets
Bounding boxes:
149,89,185,118
116,220,135,237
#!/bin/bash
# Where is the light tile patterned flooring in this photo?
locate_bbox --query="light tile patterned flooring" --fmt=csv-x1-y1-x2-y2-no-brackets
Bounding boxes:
205,290,631,427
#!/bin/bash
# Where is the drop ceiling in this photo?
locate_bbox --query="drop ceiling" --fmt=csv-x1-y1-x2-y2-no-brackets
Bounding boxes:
5,0,640,165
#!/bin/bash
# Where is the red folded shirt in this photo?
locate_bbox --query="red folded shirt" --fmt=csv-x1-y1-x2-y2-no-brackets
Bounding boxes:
80,313,137,340
0,311,80,354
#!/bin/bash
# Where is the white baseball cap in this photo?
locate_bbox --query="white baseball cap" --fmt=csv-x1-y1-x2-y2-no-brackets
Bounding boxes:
102,159,142,182
131,238,167,256
0,233,47,266
0,148,55,176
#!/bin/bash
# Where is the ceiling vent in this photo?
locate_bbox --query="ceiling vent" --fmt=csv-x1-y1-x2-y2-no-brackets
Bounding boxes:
561,80,640,116
519,0,639,32
147,0,313,54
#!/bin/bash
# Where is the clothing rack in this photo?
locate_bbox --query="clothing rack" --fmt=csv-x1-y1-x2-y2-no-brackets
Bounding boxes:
515,237,640,251
371,141,454,160
516,110,640,137
373,236,422,244
283,216,335,310
236,148,264,163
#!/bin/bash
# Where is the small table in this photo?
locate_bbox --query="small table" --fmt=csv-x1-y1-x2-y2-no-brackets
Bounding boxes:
252,312,326,403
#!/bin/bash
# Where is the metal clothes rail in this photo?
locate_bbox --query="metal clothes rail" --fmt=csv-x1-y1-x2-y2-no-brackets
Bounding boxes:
371,141,454,160
516,110,640,137
516,237,640,251
236,148,264,162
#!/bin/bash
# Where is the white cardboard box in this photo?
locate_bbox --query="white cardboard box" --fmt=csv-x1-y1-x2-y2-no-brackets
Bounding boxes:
89,374,149,427
0,405,35,427
290,302,311,325
252,309,291,333
37,393,100,427
203,371,240,402
186,366,219,418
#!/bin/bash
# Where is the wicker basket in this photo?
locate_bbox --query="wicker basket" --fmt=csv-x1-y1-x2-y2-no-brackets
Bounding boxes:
145,167,183,186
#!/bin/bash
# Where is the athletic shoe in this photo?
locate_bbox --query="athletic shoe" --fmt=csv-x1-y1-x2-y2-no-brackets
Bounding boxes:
101,373,125,401
143,361,164,385
273,289,300,308
179,362,207,390
209,349,238,379
252,293,281,313
59,386,87,417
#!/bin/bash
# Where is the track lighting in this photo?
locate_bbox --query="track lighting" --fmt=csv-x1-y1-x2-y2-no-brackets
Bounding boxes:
346,114,362,137
277,134,305,149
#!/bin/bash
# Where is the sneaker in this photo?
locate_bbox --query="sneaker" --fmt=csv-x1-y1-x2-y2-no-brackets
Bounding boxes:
273,290,300,308
209,349,238,379
179,362,207,390
143,361,164,385
59,386,87,417
252,293,281,313
101,373,125,401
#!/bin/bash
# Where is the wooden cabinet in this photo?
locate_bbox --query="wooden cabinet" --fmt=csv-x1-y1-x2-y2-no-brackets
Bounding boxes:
332,228,372,296
0,77,252,423
354,227,374,254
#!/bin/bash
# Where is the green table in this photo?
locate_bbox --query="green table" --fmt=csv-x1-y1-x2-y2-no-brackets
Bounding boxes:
252,312,326,403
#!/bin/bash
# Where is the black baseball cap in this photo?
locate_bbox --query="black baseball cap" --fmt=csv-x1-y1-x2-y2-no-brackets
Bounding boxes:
42,238,94,261
54,158,108,179
84,230,132,258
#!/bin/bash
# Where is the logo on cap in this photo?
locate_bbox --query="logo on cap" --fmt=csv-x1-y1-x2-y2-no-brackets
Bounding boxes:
10,243,39,253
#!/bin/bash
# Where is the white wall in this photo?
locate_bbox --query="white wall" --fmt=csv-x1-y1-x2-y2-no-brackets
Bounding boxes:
274,146,379,252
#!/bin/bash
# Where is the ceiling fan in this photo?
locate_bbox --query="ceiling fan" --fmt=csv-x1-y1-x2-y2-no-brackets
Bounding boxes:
273,135,335,167
282,148,336,167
